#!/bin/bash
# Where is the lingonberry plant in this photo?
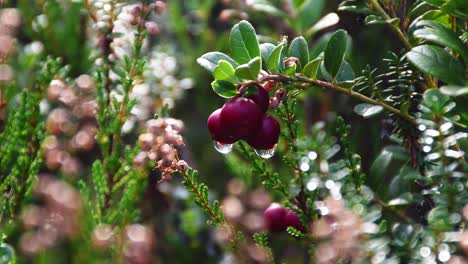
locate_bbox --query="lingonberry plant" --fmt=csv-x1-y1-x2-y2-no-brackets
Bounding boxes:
0,0,467,263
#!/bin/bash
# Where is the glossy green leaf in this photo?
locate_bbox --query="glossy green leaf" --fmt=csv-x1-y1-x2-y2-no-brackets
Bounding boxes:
260,43,276,65
423,89,450,114
423,0,468,20
365,15,400,26
248,0,287,17
211,80,238,98
296,0,325,31
428,207,451,230
0,243,15,264
284,62,297,77
320,60,354,82
324,29,349,78
235,57,262,80
197,52,238,73
410,10,451,30
338,0,377,15
213,60,239,83
407,1,432,20
266,43,285,73
413,20,468,61
354,103,384,118
289,37,309,70
369,149,393,191
406,45,465,85
302,58,322,79
230,20,260,64
440,85,468,97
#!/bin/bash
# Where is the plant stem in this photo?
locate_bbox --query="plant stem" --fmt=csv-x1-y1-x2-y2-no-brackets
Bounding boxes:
258,74,417,125
373,197,414,224
180,169,225,225
369,0,411,51
368,0,435,88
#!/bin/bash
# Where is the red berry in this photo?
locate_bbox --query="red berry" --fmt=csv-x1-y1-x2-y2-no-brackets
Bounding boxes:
247,115,280,150
245,84,269,113
207,108,238,144
264,203,287,232
220,97,262,139
285,210,305,232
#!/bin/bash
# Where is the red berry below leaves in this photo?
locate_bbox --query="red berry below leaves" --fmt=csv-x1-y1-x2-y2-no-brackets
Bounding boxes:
207,108,238,144
264,203,287,232
220,97,262,139
285,210,305,232
245,84,269,113
247,115,280,150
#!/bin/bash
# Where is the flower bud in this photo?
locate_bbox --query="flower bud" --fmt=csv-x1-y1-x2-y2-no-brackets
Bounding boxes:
138,133,154,151
145,21,160,35
154,1,167,15
176,160,189,171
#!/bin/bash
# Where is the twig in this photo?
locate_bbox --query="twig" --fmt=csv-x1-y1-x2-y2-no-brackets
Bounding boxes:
368,0,435,88
258,74,417,125
373,196,414,224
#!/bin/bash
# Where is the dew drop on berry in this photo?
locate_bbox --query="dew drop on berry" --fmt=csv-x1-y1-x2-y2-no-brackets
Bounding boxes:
213,141,233,154
254,144,276,159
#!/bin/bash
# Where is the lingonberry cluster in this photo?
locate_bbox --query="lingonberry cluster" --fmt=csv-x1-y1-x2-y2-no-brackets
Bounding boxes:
263,203,305,233
207,84,280,154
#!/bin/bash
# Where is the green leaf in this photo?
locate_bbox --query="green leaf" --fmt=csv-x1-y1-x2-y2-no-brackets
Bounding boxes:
406,45,465,85
440,85,468,97
410,10,450,29
324,29,349,79
0,243,15,264
423,89,450,114
213,60,238,83
423,0,468,20
320,60,354,82
365,15,400,26
413,20,468,62
428,207,451,230
235,57,262,80
302,58,322,79
211,80,238,98
353,103,384,118
260,43,276,66
197,52,238,73
338,0,377,15
407,2,432,20
296,0,325,31
248,1,287,17
289,37,309,70
369,149,393,191
230,20,260,64
266,43,285,73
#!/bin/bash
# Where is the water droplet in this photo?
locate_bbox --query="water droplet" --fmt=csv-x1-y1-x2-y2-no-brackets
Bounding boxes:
300,162,310,171
306,178,319,191
254,145,276,159
213,141,233,154
307,151,318,160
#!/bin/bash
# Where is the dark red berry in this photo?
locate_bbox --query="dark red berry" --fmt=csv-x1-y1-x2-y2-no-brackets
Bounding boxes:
245,84,269,113
285,210,305,232
207,108,238,144
247,115,280,150
220,97,262,139
264,203,287,232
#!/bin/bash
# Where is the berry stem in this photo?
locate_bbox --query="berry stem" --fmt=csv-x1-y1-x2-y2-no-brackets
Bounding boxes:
257,74,417,125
